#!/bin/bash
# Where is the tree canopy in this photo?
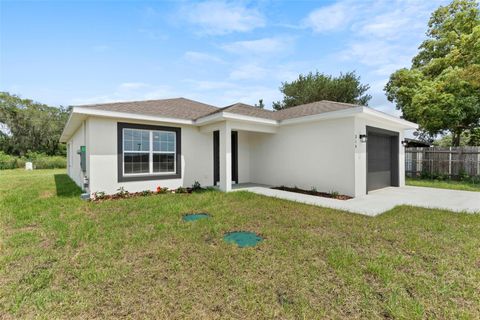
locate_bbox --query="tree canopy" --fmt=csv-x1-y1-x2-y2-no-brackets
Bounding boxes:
273,71,371,110
385,0,480,146
0,92,70,156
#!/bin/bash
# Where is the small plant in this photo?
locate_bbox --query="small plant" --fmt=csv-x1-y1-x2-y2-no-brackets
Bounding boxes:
140,190,152,196
92,191,106,200
116,186,129,198
330,191,339,198
458,169,469,181
175,186,188,194
156,186,170,194
310,186,317,194
420,170,432,180
192,181,202,192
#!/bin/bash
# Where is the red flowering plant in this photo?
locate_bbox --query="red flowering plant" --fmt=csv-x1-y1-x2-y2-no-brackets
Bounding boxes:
156,186,170,194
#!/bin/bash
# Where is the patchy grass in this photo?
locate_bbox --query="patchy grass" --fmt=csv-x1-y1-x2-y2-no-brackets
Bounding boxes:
406,177,480,192
1,169,480,319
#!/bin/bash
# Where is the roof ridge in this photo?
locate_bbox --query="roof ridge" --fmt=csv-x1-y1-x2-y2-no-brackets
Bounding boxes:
274,100,326,113
228,102,275,112
320,100,363,107
76,97,217,108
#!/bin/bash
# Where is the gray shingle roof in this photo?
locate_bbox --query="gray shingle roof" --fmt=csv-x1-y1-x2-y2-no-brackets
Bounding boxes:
206,103,276,120
78,97,218,120
76,98,360,122
272,100,358,121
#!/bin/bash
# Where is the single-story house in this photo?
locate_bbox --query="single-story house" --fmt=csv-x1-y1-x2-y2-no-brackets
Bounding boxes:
60,98,417,197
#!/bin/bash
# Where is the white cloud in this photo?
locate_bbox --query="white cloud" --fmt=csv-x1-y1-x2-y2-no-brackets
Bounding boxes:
184,51,224,64
229,64,268,80
355,12,413,40
119,82,149,89
302,3,351,33
221,37,294,55
182,1,265,35
183,79,236,91
339,40,413,74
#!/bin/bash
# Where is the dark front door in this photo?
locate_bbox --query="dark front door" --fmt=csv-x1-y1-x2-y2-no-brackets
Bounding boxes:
367,127,399,192
231,131,238,184
213,131,219,185
213,130,238,185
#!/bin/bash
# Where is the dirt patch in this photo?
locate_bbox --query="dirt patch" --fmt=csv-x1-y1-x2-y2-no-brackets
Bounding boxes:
39,190,54,199
271,186,352,200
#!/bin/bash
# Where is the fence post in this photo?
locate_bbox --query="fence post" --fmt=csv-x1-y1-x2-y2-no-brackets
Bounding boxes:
449,146,452,178
477,147,480,176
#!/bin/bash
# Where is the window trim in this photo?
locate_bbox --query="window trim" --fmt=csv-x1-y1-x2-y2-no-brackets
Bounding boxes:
117,122,181,182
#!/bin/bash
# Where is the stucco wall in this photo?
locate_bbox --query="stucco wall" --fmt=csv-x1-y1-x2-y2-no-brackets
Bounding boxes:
67,121,87,189
237,130,250,184
68,114,406,197
87,117,214,195
248,117,357,196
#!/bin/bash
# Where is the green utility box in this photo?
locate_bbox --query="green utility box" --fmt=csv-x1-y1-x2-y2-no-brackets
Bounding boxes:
77,146,86,173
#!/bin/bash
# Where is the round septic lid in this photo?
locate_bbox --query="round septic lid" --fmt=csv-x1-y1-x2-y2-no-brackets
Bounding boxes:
183,213,210,222
223,231,263,247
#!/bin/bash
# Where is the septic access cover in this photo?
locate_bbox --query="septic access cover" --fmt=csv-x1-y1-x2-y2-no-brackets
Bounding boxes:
183,213,210,222
223,231,263,247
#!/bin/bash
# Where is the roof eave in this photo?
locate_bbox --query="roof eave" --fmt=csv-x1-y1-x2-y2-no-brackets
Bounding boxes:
195,111,278,126
360,107,418,129
59,110,88,143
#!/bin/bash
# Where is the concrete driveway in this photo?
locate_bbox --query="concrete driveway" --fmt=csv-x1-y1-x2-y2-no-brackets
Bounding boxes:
234,185,480,216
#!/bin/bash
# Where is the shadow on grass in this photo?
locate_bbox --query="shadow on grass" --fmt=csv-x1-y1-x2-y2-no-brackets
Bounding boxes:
54,174,82,197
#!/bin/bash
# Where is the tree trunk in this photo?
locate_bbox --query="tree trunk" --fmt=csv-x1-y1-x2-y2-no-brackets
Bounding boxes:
452,130,462,147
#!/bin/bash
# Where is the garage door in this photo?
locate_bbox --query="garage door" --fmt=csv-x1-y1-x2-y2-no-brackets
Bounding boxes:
367,128,399,192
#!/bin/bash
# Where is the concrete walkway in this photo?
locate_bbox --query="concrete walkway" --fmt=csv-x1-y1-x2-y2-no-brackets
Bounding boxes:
233,185,480,216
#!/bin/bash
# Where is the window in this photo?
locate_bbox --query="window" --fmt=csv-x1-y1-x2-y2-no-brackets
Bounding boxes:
118,123,181,182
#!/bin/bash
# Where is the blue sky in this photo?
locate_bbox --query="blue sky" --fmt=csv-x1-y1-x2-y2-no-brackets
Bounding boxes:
1,0,447,115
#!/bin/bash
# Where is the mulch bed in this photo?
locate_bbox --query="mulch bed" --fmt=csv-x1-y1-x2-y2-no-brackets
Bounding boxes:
90,188,194,202
271,186,352,200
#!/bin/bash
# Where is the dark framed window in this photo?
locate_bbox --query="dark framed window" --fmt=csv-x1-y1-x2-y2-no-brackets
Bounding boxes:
117,122,181,182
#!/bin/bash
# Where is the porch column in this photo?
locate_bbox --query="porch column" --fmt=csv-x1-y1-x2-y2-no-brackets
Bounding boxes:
219,122,232,192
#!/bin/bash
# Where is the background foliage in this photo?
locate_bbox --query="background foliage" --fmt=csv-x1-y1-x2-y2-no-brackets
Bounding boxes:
0,92,70,156
0,151,66,170
273,71,371,110
385,0,480,146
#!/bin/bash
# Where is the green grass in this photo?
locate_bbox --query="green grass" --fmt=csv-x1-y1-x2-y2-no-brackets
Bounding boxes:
1,169,480,319
407,177,480,192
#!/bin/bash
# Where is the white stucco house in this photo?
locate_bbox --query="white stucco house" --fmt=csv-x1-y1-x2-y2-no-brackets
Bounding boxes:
60,98,417,197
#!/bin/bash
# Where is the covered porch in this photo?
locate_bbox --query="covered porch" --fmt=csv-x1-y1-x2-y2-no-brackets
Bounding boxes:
199,119,277,192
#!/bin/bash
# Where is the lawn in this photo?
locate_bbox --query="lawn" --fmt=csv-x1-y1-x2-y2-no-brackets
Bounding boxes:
406,177,480,192
1,170,480,319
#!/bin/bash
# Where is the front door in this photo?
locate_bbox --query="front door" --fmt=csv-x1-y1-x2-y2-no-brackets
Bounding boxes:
213,130,238,185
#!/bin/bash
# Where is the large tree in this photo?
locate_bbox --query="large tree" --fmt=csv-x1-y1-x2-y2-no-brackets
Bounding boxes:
385,0,480,146
0,92,70,156
273,71,371,110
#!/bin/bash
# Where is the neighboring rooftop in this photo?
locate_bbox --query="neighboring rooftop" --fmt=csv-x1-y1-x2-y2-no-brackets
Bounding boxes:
75,97,361,121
